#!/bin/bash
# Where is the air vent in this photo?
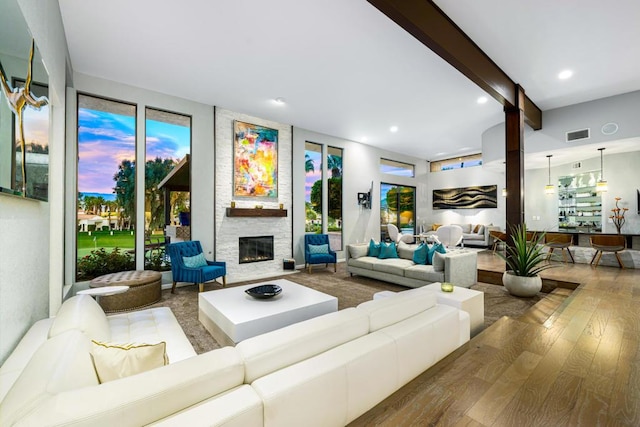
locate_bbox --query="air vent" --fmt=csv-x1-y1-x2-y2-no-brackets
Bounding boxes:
571,162,582,170
566,128,590,142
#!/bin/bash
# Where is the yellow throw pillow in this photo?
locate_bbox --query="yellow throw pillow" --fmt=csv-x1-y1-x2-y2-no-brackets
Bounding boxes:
432,223,441,231
91,341,169,383
473,224,481,233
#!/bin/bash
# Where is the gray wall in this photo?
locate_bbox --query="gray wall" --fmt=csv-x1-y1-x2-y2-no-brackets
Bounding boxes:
424,165,506,230
292,128,428,264
482,90,640,166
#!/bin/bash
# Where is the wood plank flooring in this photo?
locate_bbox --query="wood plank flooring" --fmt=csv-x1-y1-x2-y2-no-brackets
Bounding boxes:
349,250,640,426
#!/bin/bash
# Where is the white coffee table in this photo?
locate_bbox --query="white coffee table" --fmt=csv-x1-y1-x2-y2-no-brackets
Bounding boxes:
421,283,484,336
198,279,338,346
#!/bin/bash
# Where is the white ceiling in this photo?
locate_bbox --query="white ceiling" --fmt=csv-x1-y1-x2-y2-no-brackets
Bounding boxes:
58,0,640,162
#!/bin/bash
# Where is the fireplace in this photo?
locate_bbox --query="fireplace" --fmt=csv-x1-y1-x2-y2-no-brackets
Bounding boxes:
239,236,274,264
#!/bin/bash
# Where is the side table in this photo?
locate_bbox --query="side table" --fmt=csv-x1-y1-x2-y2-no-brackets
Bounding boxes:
421,282,484,336
77,286,130,306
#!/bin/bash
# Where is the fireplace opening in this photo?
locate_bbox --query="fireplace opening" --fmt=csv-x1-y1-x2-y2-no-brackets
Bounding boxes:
239,236,274,264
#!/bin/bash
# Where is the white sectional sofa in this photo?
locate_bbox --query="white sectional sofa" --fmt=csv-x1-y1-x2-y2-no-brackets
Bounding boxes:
0,288,470,426
347,242,478,288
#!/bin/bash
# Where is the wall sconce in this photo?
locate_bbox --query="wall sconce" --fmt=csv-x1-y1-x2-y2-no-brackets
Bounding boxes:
357,192,371,209
544,155,555,195
596,147,608,192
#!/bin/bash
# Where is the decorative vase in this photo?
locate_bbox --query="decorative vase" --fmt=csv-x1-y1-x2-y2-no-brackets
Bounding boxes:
502,271,542,297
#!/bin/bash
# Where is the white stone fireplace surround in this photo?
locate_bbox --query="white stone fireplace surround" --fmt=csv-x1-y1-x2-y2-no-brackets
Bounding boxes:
214,108,293,282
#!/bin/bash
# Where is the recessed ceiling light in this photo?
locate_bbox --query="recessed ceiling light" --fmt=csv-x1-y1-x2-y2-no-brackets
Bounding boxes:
390,126,398,133
477,96,488,104
360,136,368,143
274,97,286,104
558,70,573,80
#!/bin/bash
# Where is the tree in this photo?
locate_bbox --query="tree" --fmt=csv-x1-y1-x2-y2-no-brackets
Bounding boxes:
80,194,105,215
386,187,413,213
145,157,175,232
328,177,342,221
327,154,342,178
305,154,315,173
310,176,342,220
310,179,322,215
113,159,136,229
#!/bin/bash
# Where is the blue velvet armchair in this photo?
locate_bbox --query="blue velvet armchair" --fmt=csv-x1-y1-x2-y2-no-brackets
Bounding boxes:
304,234,337,273
167,241,226,293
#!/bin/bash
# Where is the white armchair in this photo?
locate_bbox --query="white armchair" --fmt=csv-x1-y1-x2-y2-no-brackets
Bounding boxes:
436,225,464,248
387,223,400,242
387,223,414,244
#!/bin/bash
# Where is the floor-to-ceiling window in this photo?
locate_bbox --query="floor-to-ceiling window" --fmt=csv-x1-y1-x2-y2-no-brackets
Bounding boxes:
305,142,323,234
144,108,191,271
380,183,416,241
327,146,343,250
76,94,136,280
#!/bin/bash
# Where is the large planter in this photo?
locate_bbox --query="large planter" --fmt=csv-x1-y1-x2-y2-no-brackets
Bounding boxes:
502,271,542,297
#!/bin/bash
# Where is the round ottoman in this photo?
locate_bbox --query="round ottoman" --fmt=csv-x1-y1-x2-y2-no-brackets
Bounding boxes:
90,270,162,313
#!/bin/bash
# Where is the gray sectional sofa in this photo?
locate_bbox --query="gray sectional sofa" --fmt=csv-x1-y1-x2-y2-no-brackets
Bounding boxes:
346,242,478,288
423,223,500,247
455,223,501,247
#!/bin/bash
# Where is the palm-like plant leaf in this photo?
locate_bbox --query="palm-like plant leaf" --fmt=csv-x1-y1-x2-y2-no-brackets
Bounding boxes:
496,224,556,277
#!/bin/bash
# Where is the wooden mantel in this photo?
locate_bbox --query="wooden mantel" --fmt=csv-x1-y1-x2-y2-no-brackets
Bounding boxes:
225,207,287,217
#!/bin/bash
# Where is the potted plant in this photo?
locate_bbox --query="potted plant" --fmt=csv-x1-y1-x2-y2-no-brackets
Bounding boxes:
496,224,554,297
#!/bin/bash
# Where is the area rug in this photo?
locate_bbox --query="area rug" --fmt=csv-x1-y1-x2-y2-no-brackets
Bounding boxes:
148,264,543,354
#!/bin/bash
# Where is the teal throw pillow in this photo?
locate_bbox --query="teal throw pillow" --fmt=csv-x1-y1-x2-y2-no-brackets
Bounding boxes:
426,242,447,265
413,243,428,265
308,244,329,254
378,241,399,259
183,253,208,268
368,239,381,257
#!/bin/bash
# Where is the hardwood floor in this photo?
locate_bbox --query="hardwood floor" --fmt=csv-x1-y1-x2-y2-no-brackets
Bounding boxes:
350,250,640,426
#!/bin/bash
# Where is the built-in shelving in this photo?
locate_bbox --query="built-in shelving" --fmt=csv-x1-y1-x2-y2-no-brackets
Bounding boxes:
557,172,602,232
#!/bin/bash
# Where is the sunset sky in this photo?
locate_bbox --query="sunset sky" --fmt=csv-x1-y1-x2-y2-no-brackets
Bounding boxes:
78,107,189,196
305,149,321,202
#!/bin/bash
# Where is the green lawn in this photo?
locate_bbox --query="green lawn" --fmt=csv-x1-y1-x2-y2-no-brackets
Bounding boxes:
77,230,135,258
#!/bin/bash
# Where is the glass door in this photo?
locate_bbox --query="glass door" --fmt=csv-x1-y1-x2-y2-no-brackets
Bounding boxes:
380,183,416,242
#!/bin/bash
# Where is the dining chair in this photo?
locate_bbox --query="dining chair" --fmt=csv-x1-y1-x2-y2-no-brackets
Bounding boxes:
589,234,626,268
490,230,507,254
544,233,575,263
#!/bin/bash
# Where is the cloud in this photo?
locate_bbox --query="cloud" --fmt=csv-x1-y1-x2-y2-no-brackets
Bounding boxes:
78,108,190,194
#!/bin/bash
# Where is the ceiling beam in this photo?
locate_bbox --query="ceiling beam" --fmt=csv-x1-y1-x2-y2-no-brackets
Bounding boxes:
367,0,542,130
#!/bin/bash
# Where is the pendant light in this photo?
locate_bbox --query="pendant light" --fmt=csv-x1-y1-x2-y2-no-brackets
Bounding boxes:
544,155,555,195
596,147,608,192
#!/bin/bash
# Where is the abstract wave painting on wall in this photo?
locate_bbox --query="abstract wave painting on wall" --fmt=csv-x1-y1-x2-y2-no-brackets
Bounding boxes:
432,185,497,209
